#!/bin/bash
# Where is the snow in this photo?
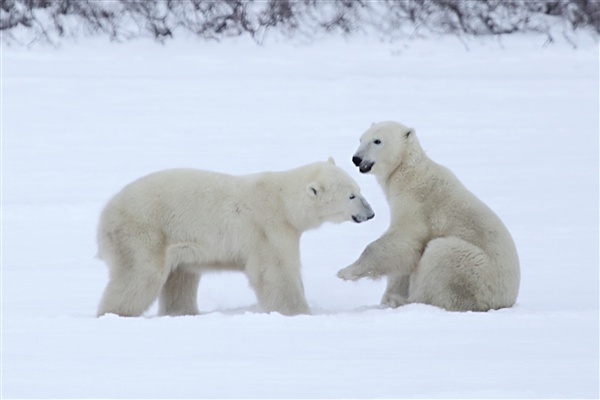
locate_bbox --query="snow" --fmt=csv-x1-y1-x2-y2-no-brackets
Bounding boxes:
2,32,598,398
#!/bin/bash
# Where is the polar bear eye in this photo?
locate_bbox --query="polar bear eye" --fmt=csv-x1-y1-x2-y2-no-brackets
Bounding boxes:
373,139,382,145
349,195,356,200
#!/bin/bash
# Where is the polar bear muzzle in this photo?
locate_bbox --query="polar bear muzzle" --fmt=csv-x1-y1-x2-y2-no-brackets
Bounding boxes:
352,155,374,174
351,196,375,223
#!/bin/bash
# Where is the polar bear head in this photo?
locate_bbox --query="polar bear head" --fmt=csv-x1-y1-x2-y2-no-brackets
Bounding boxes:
304,159,374,227
351,121,416,179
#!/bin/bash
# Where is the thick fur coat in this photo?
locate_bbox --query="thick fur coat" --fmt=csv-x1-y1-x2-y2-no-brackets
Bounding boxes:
98,159,374,317
338,122,520,311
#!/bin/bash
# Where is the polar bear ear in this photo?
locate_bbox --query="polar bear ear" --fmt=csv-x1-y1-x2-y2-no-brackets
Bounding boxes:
307,182,323,197
327,157,336,165
405,128,415,139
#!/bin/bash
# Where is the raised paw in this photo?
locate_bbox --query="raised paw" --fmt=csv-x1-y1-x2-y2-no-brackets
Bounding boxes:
337,266,361,281
337,264,378,281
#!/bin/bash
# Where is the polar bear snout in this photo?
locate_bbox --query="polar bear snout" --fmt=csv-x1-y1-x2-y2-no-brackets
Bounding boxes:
352,213,374,223
352,154,374,174
352,197,375,223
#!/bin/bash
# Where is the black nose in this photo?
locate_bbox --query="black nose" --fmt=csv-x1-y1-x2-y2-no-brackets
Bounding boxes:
352,156,362,166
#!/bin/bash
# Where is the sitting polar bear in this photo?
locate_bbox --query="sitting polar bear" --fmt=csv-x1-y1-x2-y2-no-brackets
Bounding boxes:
338,122,520,311
97,159,374,317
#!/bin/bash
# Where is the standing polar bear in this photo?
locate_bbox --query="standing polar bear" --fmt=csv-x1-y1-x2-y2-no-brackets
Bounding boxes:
97,159,374,317
338,122,520,311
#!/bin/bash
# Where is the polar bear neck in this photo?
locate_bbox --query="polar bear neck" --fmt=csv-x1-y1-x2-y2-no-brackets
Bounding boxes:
258,166,323,233
380,137,429,197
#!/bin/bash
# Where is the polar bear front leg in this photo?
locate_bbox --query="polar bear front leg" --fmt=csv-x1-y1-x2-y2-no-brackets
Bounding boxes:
381,274,410,308
337,233,422,281
245,253,310,316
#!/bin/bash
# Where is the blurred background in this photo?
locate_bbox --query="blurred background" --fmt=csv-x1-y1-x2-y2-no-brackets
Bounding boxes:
2,0,599,46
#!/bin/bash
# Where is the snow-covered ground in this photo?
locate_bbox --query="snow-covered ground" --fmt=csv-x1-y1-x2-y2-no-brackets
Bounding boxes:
2,32,598,398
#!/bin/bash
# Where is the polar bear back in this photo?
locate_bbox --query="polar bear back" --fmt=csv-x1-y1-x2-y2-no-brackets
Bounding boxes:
97,169,257,269
97,163,374,270
416,162,518,268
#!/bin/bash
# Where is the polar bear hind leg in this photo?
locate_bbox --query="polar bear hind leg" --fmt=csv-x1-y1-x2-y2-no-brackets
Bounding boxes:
157,243,216,316
97,248,171,317
409,237,494,312
159,269,201,316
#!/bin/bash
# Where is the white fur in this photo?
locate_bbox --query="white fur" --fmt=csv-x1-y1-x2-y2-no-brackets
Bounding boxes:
97,159,374,317
338,122,520,311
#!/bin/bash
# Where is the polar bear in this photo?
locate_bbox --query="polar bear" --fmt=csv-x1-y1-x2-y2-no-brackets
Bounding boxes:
337,122,520,311
97,159,374,317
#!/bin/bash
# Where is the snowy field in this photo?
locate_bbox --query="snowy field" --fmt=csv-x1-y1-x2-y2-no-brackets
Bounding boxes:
2,31,599,399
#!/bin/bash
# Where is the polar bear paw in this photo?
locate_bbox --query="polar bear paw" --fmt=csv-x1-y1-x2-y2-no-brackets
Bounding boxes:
381,293,408,308
337,266,361,281
337,264,377,281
